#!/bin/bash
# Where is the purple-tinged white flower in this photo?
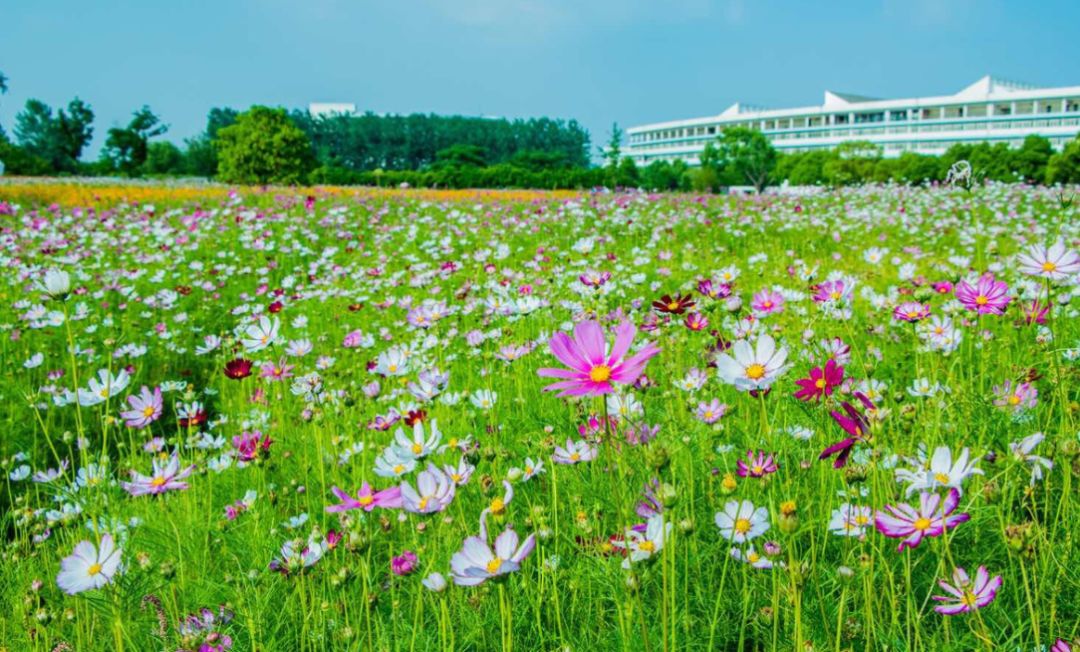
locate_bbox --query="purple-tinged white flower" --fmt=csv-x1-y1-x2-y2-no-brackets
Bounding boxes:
56,534,122,594
121,455,194,496
552,438,597,465
400,464,456,513
450,511,536,586
715,500,770,543
874,488,970,551
932,566,1002,615
119,385,163,428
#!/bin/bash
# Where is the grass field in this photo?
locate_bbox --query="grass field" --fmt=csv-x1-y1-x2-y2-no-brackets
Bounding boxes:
1,180,1079,651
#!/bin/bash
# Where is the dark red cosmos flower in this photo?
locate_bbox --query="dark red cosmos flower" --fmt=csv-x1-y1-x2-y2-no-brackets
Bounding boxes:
793,359,845,402
652,293,696,315
404,410,427,426
268,301,284,313
178,408,208,428
819,392,875,468
224,358,253,380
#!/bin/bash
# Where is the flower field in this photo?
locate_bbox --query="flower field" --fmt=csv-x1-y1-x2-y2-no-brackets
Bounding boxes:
1,182,1079,651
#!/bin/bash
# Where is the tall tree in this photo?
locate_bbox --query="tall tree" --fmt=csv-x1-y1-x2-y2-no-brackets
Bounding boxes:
13,98,94,173
714,127,777,192
102,106,167,176
214,106,314,184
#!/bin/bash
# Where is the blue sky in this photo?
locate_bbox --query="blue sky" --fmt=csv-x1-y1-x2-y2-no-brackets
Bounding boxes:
2,0,1078,158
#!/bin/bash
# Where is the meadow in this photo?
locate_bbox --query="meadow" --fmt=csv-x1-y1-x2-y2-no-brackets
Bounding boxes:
0,179,1078,651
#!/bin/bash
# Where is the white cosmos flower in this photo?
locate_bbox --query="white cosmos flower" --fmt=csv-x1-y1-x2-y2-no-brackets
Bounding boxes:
56,534,122,595
39,269,71,300
714,335,790,391
715,500,770,543
241,316,280,352
1009,433,1053,486
77,368,131,407
894,445,982,496
1016,240,1080,281
614,514,670,569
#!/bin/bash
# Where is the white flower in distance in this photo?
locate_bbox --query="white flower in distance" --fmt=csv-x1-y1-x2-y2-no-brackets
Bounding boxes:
715,335,790,391
470,390,497,410
241,316,280,353
1009,433,1053,486
39,269,71,300
894,446,982,496
1016,240,1080,281
56,534,122,594
715,500,770,543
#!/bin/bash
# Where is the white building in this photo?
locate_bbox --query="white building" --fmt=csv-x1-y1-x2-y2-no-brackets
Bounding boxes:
626,76,1080,165
308,103,357,117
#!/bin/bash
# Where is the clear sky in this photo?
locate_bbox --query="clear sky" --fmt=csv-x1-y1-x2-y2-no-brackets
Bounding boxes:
2,0,1079,158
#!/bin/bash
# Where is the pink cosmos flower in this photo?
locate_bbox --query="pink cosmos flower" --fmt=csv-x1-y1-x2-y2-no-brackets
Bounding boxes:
326,482,403,512
121,455,194,496
120,385,163,429
697,278,732,300
259,359,294,382
537,320,660,397
819,392,875,468
695,399,727,425
232,431,273,462
893,301,930,322
793,359,844,402
813,279,851,304
751,289,784,316
992,380,1037,412
736,450,778,478
932,565,1002,615
684,312,709,331
391,550,418,576
874,488,970,551
955,272,1010,315
1020,299,1049,325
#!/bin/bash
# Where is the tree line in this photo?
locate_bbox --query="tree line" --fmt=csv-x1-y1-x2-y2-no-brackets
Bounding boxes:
2,70,1079,189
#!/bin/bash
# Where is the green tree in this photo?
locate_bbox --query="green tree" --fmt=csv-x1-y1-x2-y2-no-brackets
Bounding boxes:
433,144,487,168
143,141,185,175
215,106,314,185
714,127,777,192
1047,136,1080,184
12,98,94,173
1013,135,1053,184
823,141,882,186
102,106,167,176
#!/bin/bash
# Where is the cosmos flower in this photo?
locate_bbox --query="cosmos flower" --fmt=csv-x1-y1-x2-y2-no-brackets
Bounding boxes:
552,438,598,465
38,269,72,300
736,450,778,478
652,293,696,315
714,335,790,392
894,446,982,496
874,488,970,551
813,279,852,305
119,385,163,428
695,398,727,424
613,514,670,569
1016,240,1080,281
751,289,784,316
955,273,1010,315
992,380,1037,412
715,500,770,543
697,278,732,300
241,316,280,352
932,566,1002,615
121,455,194,496
232,431,272,462
1009,432,1053,486
730,545,773,569
392,551,419,576
400,464,456,513
450,511,536,586
56,534,123,595
326,482,403,512
684,312,709,331
828,503,873,537
537,320,660,397
224,358,253,380
819,392,875,468
422,573,448,592
793,359,844,402
893,301,930,322
77,368,131,407
392,420,443,460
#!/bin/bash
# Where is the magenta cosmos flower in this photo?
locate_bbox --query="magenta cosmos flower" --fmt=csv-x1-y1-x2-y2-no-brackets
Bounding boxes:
751,289,784,316
326,482,402,513
736,450,778,478
538,320,660,397
793,359,844,402
932,565,1002,615
819,392,874,468
955,272,1010,315
874,488,970,551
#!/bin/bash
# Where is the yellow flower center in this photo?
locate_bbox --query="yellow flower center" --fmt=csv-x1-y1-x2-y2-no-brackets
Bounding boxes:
668,301,679,310
745,364,766,380
412,443,423,455
490,497,505,514
762,301,772,309
855,515,869,525
451,473,462,483
734,518,752,534
1008,395,1021,406
752,465,764,475
486,557,503,574
747,552,760,563
87,563,102,576
419,497,430,510
150,476,167,487
815,378,827,389
639,540,656,553
934,472,950,485
388,364,398,373
142,405,156,417
961,590,978,607
570,452,581,462
358,495,374,506
830,291,841,300
1042,261,1057,272
589,365,612,383
975,295,989,306
913,517,932,531
393,464,404,474
907,311,919,318
704,411,714,420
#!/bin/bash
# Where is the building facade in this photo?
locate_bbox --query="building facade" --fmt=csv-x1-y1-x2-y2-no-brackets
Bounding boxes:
626,76,1080,166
